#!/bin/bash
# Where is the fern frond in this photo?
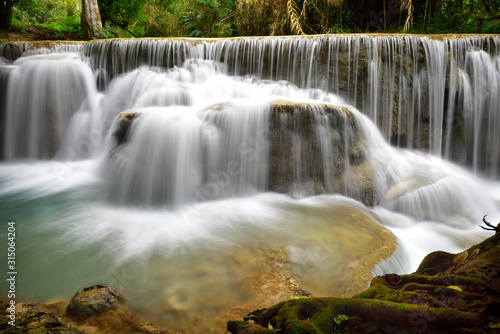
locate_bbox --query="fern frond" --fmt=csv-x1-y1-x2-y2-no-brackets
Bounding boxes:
301,0,308,18
287,0,305,35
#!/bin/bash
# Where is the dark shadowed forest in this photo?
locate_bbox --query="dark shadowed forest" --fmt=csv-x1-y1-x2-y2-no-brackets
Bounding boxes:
1,0,499,40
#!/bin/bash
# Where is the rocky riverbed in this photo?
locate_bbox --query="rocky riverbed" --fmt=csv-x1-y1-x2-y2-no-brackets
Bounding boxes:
1,221,499,333
0,206,397,334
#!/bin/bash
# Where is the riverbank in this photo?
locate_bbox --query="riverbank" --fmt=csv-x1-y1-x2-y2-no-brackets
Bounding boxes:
227,224,500,333
0,26,82,42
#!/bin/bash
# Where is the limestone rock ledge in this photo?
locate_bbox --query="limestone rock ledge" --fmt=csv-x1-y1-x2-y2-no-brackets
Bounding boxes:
226,229,500,334
109,101,378,206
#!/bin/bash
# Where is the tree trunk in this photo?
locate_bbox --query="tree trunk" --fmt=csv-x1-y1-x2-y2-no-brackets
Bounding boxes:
0,0,13,30
81,0,103,40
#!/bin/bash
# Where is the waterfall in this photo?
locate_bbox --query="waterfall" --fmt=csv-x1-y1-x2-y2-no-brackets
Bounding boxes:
78,36,500,177
3,53,98,159
1,35,498,223
0,35,499,332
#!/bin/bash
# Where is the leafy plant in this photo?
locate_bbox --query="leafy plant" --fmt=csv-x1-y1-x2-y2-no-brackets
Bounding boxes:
333,314,349,332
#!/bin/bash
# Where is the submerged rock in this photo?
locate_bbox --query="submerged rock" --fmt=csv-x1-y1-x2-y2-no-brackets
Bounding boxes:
66,284,125,319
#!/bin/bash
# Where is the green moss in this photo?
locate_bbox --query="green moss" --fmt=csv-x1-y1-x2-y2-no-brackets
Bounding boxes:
397,304,408,313
275,298,351,334
355,281,410,303
26,329,47,334
400,274,487,289
227,320,277,334
471,233,500,251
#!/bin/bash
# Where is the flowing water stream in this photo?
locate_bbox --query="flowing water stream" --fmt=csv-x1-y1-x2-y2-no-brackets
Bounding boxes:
0,35,499,332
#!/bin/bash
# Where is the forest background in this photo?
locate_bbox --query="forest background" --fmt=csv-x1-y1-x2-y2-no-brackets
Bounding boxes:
0,0,499,41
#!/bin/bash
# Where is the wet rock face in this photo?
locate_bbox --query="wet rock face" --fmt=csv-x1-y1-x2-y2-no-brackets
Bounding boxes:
113,111,140,145
66,284,125,319
0,42,27,63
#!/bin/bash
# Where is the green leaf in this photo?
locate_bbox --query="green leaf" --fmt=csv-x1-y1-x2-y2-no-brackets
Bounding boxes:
490,322,500,329
447,285,463,293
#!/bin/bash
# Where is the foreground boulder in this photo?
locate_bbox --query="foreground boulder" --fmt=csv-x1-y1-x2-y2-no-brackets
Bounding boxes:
1,284,177,333
66,284,125,319
227,225,500,333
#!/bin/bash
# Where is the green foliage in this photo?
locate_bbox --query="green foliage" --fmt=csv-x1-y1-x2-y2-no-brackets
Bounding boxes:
10,0,84,39
180,0,237,37
333,314,349,332
4,0,498,39
98,0,173,36
410,0,500,34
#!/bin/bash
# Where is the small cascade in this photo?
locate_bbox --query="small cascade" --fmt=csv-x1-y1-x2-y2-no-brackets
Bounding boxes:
104,101,268,206
2,53,97,160
0,64,11,159
0,42,83,63
371,243,410,277
0,42,29,63
456,49,500,176
83,39,203,89
355,115,499,225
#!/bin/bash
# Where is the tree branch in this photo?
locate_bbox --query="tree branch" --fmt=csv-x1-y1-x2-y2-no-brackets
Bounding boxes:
481,215,500,232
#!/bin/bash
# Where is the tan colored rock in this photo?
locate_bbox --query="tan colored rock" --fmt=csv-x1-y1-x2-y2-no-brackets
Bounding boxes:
66,284,125,319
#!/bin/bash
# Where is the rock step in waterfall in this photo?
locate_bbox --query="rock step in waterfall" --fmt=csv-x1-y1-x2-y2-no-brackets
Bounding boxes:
106,102,374,207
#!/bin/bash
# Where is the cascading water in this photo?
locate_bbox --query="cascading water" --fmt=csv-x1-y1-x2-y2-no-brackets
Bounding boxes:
2,52,98,160
1,35,499,333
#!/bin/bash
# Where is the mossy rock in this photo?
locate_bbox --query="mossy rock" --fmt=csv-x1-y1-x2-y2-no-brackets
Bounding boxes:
227,320,276,333
416,250,456,275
